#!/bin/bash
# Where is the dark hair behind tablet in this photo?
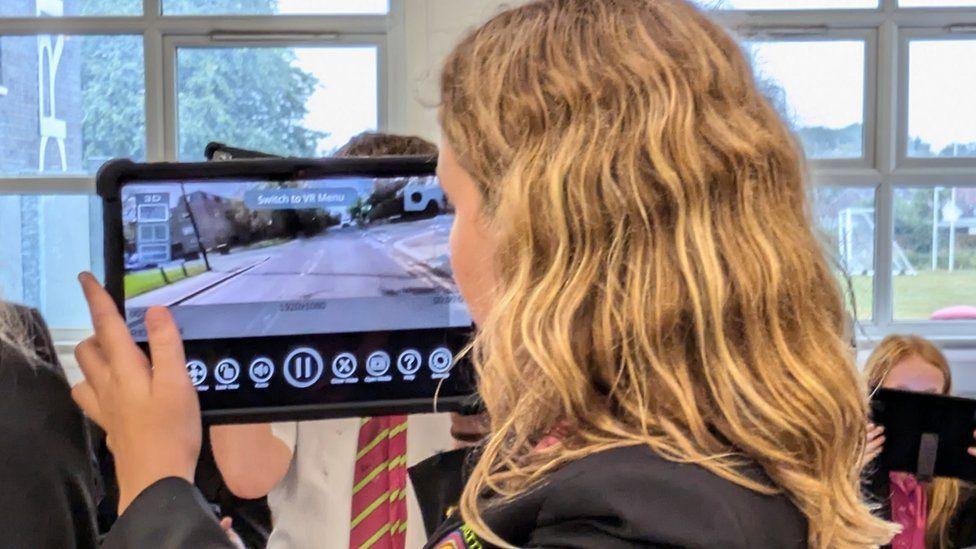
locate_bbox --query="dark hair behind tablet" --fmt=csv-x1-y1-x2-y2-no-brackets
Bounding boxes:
334,132,437,158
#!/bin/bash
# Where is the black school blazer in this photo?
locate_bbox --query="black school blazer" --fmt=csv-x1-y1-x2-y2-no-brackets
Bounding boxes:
0,305,99,549
104,444,807,548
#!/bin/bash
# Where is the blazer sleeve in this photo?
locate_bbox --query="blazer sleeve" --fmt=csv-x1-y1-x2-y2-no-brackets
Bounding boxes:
102,478,236,549
408,448,473,538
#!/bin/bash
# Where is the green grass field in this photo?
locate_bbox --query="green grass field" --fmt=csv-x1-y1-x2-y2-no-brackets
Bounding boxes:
845,271,976,321
124,261,209,299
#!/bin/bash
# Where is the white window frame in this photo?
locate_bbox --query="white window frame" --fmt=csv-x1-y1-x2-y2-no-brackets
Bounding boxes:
707,0,976,345
0,0,401,343
0,36,7,96
739,28,879,171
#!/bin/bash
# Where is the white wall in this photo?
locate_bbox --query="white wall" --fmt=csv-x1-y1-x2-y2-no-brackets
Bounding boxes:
391,0,527,143
949,350,976,396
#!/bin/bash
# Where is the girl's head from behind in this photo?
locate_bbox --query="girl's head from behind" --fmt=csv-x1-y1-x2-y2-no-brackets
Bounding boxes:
866,334,950,395
439,0,895,547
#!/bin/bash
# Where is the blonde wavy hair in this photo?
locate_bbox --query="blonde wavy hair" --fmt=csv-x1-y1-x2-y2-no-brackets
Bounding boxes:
440,0,897,547
867,335,961,548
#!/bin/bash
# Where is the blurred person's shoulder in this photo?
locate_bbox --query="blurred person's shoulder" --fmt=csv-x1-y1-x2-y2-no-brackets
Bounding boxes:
480,444,808,549
0,303,98,547
0,303,76,428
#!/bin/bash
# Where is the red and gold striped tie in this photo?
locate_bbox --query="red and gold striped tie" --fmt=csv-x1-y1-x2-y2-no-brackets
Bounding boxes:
349,415,409,549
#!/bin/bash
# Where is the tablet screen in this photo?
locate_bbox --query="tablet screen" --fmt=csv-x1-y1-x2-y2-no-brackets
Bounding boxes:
114,169,474,420
122,176,470,339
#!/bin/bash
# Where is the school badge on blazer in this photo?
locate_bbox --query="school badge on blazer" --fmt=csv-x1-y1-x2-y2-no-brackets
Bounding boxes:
435,524,484,549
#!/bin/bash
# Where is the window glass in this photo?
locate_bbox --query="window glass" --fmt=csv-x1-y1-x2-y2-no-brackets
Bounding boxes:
814,187,875,321
177,46,378,161
0,35,145,175
0,195,99,331
163,0,388,16
0,0,141,17
695,0,877,9
747,40,865,159
894,187,976,320
908,40,976,158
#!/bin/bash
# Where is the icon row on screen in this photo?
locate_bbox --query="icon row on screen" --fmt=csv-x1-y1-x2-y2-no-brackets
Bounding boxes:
184,347,454,389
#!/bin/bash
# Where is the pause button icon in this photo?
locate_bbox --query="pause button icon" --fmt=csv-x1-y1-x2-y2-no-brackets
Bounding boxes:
283,347,324,389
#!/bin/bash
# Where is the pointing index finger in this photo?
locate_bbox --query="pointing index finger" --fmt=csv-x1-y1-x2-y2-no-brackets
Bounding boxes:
79,272,144,368
145,307,190,387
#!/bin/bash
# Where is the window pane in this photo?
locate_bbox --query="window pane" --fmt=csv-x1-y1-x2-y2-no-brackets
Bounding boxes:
0,195,99,331
695,0,877,9
164,0,388,15
0,35,146,175
0,0,141,17
813,187,875,321
177,46,377,161
901,0,976,6
747,41,865,159
894,187,976,320
908,41,976,158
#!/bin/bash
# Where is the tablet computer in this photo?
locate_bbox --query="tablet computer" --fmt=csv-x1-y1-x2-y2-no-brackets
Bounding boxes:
870,388,976,482
98,157,476,423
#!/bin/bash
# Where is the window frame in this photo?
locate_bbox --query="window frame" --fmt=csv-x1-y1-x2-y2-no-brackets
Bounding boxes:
706,0,976,344
739,28,878,170
0,36,7,96
162,34,388,160
0,0,400,342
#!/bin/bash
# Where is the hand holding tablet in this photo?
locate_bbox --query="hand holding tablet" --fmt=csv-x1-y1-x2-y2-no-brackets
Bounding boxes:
72,273,201,513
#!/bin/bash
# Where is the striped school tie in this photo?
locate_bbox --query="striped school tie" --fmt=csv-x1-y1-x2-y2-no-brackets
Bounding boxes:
349,415,409,549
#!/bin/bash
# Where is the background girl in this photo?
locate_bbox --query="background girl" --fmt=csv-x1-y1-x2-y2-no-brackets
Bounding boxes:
865,335,976,548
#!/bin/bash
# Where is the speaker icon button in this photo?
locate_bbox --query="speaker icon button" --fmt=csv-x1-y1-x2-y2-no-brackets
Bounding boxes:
249,357,275,385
